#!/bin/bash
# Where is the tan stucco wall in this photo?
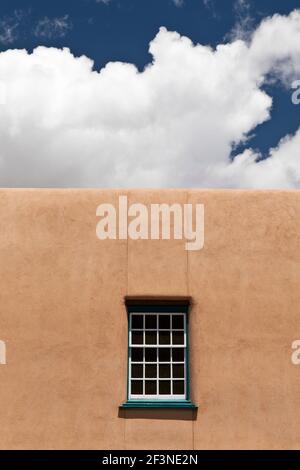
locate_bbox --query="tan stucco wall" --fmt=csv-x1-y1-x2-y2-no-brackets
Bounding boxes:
0,189,299,450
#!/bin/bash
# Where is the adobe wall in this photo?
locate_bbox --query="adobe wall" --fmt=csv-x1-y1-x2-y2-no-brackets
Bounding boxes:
0,189,299,449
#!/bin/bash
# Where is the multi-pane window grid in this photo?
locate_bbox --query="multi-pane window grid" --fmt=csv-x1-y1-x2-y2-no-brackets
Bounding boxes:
129,313,186,399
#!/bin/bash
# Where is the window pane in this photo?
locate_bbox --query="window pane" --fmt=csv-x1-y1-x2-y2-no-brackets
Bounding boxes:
173,364,184,378
145,364,157,378
159,381,171,395
159,364,170,379
145,380,157,395
159,331,170,345
173,380,184,395
145,315,157,329
132,331,143,345
159,348,170,362
131,315,143,329
172,331,184,345
172,348,184,362
159,315,170,329
131,348,143,362
172,315,184,329
131,380,143,395
145,331,157,345
145,348,157,362
131,364,143,378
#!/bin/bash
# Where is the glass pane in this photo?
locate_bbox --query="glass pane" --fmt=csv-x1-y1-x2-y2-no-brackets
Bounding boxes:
131,315,143,329
159,348,171,362
145,315,157,329
131,331,143,345
172,348,184,362
145,348,157,362
173,364,184,378
173,380,184,395
159,331,170,345
131,364,143,378
131,380,143,395
159,381,171,395
145,331,157,345
172,315,184,329
172,331,184,345
159,364,170,379
145,381,157,395
131,348,143,362
159,315,170,329
145,364,157,378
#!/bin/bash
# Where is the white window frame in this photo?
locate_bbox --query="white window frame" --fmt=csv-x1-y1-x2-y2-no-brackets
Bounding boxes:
128,312,187,400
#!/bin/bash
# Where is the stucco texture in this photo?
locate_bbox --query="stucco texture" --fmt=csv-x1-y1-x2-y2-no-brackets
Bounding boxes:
0,189,299,449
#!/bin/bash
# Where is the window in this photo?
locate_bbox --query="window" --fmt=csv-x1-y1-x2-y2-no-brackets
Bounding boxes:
130,312,186,399
121,299,196,409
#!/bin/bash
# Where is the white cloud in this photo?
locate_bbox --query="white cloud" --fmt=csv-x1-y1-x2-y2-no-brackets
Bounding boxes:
0,11,72,44
203,0,214,8
220,129,300,188
0,10,24,45
34,15,72,39
0,20,18,45
235,0,251,9
202,0,218,19
0,10,300,188
172,0,184,6
227,0,254,41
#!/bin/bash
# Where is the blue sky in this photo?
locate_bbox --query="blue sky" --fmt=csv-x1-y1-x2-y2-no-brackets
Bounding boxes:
0,0,299,187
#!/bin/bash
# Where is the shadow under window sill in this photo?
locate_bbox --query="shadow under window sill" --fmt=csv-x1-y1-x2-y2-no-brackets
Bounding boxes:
119,400,198,420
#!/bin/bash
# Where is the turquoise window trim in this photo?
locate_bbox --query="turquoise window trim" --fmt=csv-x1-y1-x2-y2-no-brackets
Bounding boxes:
120,400,197,409
122,301,197,409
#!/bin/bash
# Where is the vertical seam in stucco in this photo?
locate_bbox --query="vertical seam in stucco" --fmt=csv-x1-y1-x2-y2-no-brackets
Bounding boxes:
123,406,127,449
126,198,129,297
193,414,195,450
186,190,194,450
186,190,189,297
125,191,129,450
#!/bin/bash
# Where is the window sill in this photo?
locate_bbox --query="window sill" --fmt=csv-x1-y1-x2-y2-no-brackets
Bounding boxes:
120,400,197,409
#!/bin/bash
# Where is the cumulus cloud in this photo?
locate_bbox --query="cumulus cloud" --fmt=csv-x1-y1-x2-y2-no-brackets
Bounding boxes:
221,129,300,188
0,10,300,188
